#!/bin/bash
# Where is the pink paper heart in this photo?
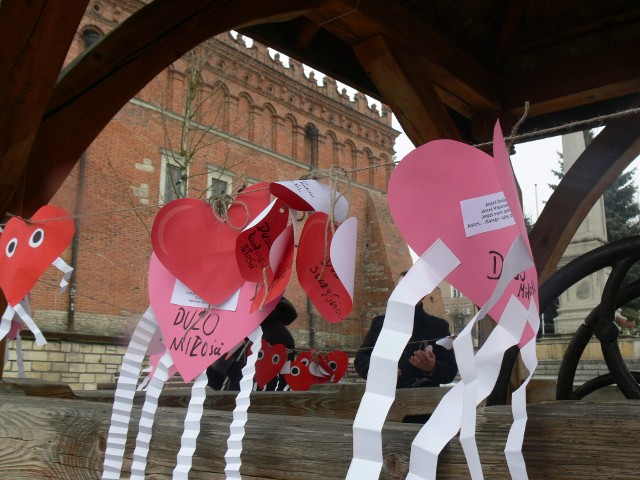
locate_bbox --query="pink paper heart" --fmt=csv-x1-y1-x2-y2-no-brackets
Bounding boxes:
387,123,537,339
148,253,276,382
0,205,75,306
151,183,270,306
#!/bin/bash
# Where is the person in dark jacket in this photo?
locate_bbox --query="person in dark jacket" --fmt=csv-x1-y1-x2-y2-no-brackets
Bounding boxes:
354,273,457,389
206,297,297,391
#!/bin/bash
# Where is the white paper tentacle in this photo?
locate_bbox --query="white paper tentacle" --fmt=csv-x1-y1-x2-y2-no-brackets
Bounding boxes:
52,257,74,291
102,307,159,480
0,305,13,342
14,302,46,346
407,236,534,480
346,240,460,479
173,369,208,479
225,326,264,480
15,332,25,378
130,349,174,480
505,302,540,479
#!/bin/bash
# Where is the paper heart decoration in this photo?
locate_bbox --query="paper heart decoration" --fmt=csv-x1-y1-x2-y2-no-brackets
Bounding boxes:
296,212,356,323
148,253,277,382
251,224,295,313
236,198,289,283
0,205,75,306
285,351,327,391
270,180,349,222
322,350,348,383
254,340,287,388
151,183,271,306
387,123,538,343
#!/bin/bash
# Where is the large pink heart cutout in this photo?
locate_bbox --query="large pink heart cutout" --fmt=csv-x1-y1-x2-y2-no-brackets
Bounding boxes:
148,253,277,382
388,123,538,342
0,205,75,306
151,183,271,306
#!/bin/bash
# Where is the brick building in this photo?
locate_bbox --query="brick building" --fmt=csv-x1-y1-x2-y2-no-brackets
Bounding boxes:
3,1,420,389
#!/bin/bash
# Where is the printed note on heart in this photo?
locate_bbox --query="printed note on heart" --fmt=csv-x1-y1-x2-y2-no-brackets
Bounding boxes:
0,205,75,306
151,183,270,306
148,253,277,382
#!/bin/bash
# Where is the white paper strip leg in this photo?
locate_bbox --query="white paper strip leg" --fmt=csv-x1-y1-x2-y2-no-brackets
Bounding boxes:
0,305,13,342
130,349,174,480
173,369,208,479
102,307,159,480
225,326,263,480
347,240,460,480
15,333,25,378
407,297,528,479
14,302,46,346
407,236,534,480
505,303,540,480
52,257,74,291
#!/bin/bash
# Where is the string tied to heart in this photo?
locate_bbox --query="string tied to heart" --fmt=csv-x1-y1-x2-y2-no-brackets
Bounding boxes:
209,193,250,230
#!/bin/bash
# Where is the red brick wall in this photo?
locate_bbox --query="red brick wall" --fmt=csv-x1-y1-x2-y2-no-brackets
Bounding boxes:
29,1,406,355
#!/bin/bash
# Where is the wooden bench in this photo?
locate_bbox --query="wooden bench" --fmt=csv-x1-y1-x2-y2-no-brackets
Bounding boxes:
0,391,637,479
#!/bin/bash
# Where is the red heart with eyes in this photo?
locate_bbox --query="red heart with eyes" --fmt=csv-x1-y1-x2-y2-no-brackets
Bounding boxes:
254,339,287,388
322,350,348,383
151,183,270,306
0,206,75,306
285,351,327,391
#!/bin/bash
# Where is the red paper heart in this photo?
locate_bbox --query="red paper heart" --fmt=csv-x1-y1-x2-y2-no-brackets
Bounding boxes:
250,224,295,313
322,350,348,383
236,198,289,283
0,206,74,306
148,253,277,382
254,339,287,388
151,183,270,306
296,212,352,322
285,352,326,391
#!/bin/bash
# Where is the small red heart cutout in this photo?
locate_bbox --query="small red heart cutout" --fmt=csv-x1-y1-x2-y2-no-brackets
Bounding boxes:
322,350,348,383
0,206,74,306
254,339,287,388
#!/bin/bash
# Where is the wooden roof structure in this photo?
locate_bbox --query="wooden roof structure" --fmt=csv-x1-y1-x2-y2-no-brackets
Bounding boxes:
1,0,640,282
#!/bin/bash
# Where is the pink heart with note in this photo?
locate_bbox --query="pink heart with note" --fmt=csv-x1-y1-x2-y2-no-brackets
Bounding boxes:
387,123,538,344
151,183,271,306
148,253,277,382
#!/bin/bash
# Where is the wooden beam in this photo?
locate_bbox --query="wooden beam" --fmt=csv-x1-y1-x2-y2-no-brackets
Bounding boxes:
0,0,88,215
503,41,640,117
492,0,525,67
530,105,640,283
15,0,324,217
354,35,461,145
318,0,502,114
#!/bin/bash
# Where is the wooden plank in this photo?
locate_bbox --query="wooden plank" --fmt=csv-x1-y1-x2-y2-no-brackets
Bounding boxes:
77,383,452,422
530,107,640,282
0,393,639,478
354,35,462,145
0,0,88,215
18,0,324,217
